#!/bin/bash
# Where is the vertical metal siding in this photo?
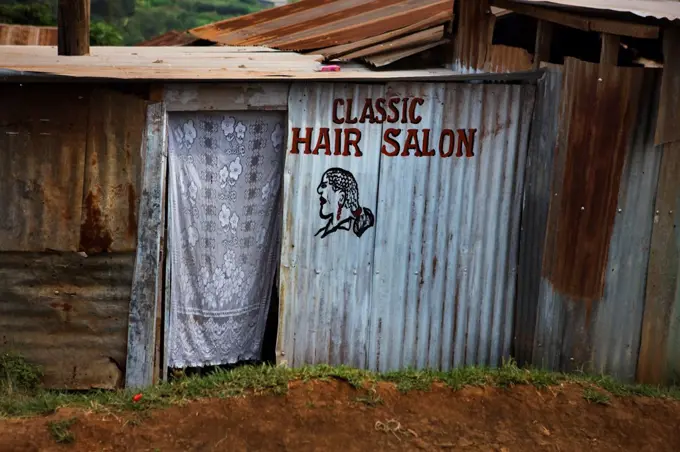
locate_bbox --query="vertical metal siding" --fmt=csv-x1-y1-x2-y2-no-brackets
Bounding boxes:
529,65,663,382
280,83,384,368
514,65,563,365
280,81,536,371
369,82,534,371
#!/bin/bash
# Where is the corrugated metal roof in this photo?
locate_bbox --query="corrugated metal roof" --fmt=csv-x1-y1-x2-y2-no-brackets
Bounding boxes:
508,0,680,21
137,30,200,47
0,24,57,45
0,46,493,81
184,0,454,66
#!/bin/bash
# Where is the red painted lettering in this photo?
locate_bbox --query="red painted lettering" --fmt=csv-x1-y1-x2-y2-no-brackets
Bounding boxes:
359,98,376,124
420,129,435,156
375,98,387,123
409,97,424,124
312,128,331,155
387,98,400,123
401,129,421,157
457,128,477,157
345,99,358,124
439,129,455,157
343,128,362,157
333,128,343,156
401,98,409,124
381,128,401,156
332,99,345,125
290,127,313,154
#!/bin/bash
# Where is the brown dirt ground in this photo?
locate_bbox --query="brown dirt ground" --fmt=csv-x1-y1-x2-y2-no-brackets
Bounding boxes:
1,380,679,451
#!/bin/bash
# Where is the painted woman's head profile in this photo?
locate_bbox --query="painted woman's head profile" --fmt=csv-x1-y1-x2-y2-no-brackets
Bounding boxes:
315,168,375,239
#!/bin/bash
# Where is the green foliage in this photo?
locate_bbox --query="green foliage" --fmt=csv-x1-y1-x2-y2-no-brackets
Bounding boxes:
0,352,43,395
583,387,611,405
47,417,76,444
90,20,123,45
0,1,55,26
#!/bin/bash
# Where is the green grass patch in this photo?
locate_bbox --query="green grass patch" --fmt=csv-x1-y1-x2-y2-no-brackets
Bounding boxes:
47,417,77,444
1,358,679,419
583,387,611,405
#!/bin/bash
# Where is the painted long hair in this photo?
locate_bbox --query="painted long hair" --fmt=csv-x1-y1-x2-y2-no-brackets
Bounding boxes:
323,168,375,237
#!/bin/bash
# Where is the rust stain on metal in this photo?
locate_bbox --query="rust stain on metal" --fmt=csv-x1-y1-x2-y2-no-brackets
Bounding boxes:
543,58,643,300
80,190,113,254
127,183,138,239
452,0,495,72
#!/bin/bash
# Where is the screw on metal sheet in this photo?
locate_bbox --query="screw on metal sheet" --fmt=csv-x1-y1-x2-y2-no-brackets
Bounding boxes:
376,271,380,275
581,206,585,211
598,78,603,82
670,210,674,214
280,352,285,356
618,208,622,213
315,269,320,275
353,269,357,275
656,210,660,215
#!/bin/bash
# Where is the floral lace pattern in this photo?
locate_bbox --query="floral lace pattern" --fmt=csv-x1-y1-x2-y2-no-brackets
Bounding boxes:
167,112,284,368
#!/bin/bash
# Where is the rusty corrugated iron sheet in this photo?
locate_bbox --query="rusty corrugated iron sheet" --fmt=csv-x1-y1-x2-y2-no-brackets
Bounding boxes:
0,252,133,389
279,81,535,371
181,0,453,66
137,30,200,47
525,58,663,382
484,45,533,73
452,0,496,73
543,58,643,300
0,85,147,253
0,84,147,389
0,23,57,45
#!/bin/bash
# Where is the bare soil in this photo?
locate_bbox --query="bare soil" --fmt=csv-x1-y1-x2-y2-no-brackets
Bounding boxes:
1,380,679,451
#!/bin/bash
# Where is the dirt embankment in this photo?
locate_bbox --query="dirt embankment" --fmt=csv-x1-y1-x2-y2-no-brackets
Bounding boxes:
1,380,679,451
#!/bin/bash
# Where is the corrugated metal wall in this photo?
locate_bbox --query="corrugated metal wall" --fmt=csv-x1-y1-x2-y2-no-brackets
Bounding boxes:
0,84,147,389
280,81,536,371
516,59,674,383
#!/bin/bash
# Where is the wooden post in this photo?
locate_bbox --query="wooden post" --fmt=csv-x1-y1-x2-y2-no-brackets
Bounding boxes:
58,0,90,56
533,20,553,70
600,33,620,65
125,103,168,389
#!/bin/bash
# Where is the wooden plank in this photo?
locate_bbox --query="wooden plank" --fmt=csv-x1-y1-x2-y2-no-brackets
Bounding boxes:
492,0,659,39
533,20,553,70
57,0,90,56
655,27,680,146
125,103,168,389
164,83,290,111
637,141,680,384
600,33,620,65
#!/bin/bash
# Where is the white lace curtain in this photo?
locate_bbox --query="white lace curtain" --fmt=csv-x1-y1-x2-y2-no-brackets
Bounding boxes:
166,111,284,368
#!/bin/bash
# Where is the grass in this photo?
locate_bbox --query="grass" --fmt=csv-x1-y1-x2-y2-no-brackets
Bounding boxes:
47,417,76,444
583,387,611,405
1,355,680,419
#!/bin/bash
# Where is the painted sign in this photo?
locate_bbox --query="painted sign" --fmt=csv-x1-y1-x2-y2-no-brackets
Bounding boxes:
289,97,478,158
280,82,536,374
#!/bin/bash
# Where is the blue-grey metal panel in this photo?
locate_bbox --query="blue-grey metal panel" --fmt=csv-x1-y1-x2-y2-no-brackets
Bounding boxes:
369,82,535,372
280,81,536,371
280,83,384,368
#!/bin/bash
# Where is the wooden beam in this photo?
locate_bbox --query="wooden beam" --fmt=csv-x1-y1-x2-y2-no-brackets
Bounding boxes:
491,0,659,39
655,26,680,146
533,20,553,70
57,0,90,56
125,103,168,389
600,33,620,65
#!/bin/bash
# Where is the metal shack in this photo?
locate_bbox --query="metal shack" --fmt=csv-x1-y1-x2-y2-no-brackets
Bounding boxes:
1,0,679,389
